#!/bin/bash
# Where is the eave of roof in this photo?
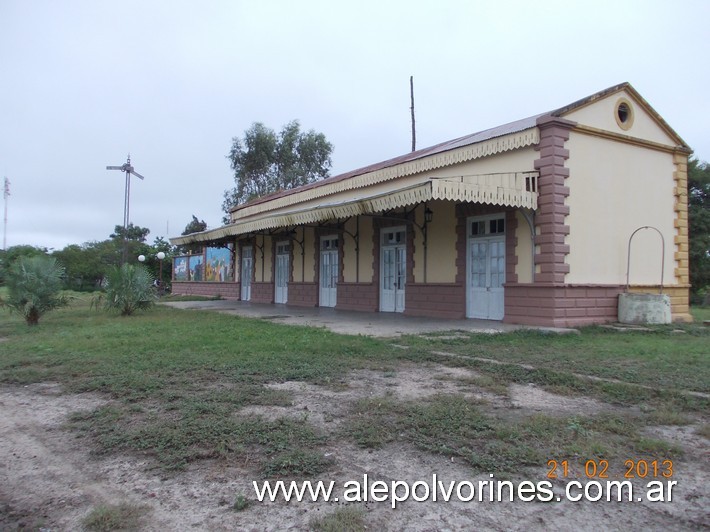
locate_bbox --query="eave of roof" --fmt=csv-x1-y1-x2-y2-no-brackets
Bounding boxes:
173,82,692,246
231,112,545,213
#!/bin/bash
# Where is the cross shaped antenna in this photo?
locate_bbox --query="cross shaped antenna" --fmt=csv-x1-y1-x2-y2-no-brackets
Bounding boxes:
107,154,147,264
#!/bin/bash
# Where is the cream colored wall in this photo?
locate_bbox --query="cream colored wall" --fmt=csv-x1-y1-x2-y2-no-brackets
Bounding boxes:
258,236,272,282
342,218,357,283
515,211,533,283
292,232,304,282
303,227,315,283
425,200,457,283
358,216,374,283
289,227,315,283
563,90,677,146
411,207,424,283
233,242,241,282
565,132,676,285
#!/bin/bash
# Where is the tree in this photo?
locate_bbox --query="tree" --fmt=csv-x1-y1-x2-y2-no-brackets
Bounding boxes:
52,243,105,291
110,223,150,243
0,255,70,325
182,215,207,236
688,158,710,302
110,223,151,264
179,215,208,255
222,120,333,222
0,245,48,284
103,264,156,316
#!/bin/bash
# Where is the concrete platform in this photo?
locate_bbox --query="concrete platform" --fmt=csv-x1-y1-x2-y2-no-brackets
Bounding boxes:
160,299,576,337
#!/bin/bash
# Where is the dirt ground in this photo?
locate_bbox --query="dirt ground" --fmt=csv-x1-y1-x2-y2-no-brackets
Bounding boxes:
1,361,708,531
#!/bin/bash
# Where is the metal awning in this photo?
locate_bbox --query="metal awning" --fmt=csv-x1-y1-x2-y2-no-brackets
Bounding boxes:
170,172,537,246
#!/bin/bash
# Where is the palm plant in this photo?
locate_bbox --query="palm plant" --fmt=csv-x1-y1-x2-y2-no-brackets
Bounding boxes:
104,264,156,316
0,255,70,325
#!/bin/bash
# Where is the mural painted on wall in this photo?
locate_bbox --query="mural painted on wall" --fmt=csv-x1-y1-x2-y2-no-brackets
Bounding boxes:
205,246,233,282
173,256,188,281
189,255,204,281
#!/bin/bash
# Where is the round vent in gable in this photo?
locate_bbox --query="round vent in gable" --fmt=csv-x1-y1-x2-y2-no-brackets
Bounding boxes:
614,98,634,130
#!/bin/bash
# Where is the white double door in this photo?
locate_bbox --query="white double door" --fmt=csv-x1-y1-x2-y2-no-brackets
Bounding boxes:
319,236,338,307
275,242,289,304
380,228,406,313
467,235,505,320
240,247,252,301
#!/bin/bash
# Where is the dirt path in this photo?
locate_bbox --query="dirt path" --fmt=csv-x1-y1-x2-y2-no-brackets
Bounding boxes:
1,367,708,530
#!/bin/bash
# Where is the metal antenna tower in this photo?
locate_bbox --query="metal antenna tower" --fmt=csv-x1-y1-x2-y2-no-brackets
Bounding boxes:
107,155,145,263
3,177,9,251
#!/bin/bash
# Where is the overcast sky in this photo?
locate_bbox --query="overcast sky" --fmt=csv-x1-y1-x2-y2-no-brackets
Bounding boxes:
1,0,708,251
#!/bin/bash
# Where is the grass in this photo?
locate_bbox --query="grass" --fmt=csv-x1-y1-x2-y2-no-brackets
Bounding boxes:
310,506,367,532
82,502,149,531
343,394,684,476
0,297,412,473
691,305,710,322
0,297,707,483
400,324,710,394
0,298,403,392
233,494,250,511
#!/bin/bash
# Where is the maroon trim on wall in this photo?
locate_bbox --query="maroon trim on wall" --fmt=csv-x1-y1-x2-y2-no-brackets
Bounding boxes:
172,281,240,299
335,282,378,312
504,284,622,327
405,284,465,319
534,115,575,284
287,282,318,307
251,282,275,304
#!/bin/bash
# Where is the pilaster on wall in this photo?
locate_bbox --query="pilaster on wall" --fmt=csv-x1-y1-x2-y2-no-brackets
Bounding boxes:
672,151,692,321
533,115,576,284
673,152,690,285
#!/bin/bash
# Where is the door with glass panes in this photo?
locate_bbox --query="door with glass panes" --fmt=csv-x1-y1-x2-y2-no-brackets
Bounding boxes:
240,246,252,301
274,242,289,304
319,236,338,307
380,227,406,313
467,215,505,320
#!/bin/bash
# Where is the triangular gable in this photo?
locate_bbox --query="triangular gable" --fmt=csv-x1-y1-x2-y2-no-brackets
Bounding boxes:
551,82,690,150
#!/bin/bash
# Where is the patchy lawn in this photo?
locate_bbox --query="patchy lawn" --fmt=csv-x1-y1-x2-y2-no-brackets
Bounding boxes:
1,300,708,530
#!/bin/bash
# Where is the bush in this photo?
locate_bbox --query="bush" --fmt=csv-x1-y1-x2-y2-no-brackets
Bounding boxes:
0,255,70,325
104,264,156,316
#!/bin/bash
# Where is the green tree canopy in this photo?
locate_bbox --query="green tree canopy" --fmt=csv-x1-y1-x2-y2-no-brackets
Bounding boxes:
688,157,710,301
110,223,150,243
0,245,49,284
182,215,207,235
179,215,208,255
222,120,333,222
52,243,105,290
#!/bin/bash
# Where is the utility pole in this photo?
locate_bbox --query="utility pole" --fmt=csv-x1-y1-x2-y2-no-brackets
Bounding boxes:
3,177,9,250
410,76,416,152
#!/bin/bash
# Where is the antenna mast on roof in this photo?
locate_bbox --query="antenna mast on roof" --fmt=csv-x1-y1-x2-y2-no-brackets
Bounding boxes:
3,177,9,250
410,76,416,152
